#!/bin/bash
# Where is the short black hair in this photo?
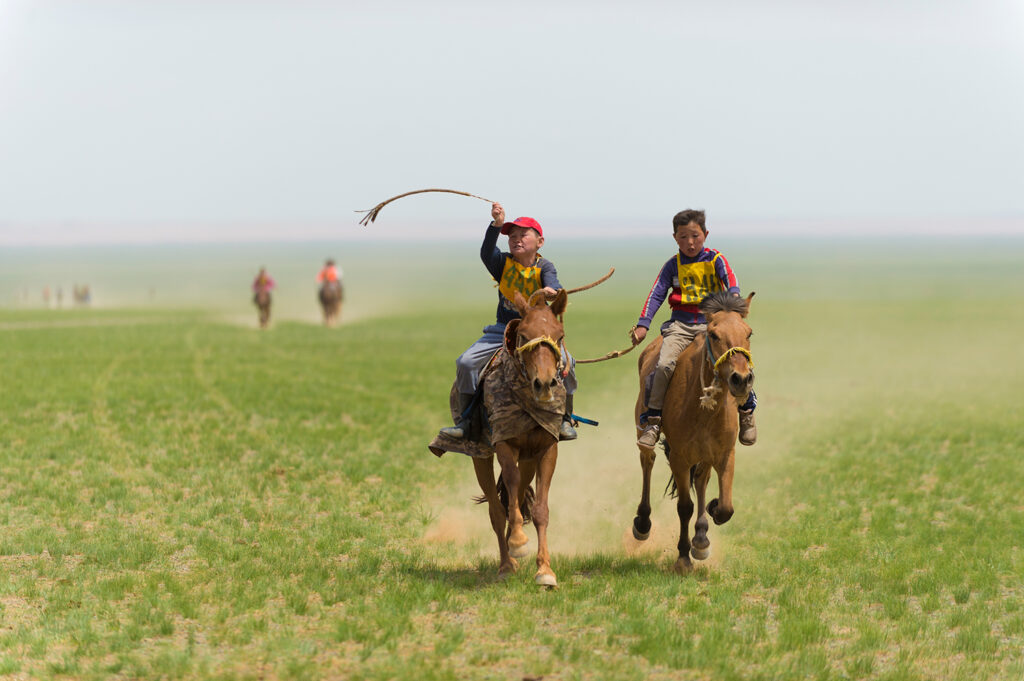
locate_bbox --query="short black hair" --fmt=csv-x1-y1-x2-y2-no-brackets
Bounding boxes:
672,209,706,234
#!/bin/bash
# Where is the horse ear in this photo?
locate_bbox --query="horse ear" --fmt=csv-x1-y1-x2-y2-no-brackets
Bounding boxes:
527,290,547,308
742,291,755,317
504,319,521,354
550,288,568,317
513,291,530,316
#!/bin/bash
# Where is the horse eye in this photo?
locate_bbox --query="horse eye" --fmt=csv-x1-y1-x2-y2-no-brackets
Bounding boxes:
709,332,719,341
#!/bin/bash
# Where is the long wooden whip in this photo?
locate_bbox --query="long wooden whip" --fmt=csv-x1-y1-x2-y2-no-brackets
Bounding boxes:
565,267,614,295
359,192,633,364
561,268,640,364
357,188,494,226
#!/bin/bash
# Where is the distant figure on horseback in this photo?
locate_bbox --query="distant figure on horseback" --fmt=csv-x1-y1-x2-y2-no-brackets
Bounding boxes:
438,202,578,442
317,258,344,326
252,267,275,329
630,209,758,450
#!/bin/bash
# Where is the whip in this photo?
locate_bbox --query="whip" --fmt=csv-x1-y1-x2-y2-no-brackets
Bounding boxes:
357,188,494,226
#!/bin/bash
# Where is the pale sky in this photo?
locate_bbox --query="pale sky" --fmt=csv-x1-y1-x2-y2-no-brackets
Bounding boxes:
1,0,1022,244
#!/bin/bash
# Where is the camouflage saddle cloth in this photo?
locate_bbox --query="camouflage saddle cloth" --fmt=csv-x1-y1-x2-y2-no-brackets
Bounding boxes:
428,320,566,459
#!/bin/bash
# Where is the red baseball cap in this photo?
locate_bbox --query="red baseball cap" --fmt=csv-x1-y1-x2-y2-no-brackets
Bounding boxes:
500,217,543,238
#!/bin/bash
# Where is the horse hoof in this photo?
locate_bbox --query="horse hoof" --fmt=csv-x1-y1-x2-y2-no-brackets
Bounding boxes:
498,558,518,578
535,572,557,588
509,540,530,559
673,558,694,574
632,516,651,541
690,546,711,561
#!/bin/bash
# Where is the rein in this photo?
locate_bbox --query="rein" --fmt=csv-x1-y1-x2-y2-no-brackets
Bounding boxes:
699,337,754,410
574,324,639,364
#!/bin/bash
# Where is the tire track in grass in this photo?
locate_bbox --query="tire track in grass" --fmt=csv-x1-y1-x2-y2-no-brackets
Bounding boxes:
91,351,139,462
184,328,274,449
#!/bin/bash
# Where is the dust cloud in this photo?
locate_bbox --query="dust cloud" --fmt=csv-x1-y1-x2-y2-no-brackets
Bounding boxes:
420,396,750,568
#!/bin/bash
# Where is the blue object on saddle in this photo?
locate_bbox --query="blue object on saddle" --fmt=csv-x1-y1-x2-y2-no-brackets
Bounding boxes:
571,414,599,427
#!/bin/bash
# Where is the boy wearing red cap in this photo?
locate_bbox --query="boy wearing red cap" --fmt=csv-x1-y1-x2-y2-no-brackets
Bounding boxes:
440,202,578,441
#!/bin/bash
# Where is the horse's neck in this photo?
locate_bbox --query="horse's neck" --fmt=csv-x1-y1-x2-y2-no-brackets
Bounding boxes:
682,336,730,412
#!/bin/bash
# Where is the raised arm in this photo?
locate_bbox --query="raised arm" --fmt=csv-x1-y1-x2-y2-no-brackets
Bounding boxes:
480,202,507,279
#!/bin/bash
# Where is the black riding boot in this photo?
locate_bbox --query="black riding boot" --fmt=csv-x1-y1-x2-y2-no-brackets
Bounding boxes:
559,394,578,441
439,392,475,439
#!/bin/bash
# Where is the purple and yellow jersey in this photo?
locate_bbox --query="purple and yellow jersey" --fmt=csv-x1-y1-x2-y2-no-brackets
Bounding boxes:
637,248,739,328
675,252,726,305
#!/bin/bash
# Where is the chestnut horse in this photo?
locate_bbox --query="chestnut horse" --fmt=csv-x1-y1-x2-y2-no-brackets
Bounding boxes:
631,291,755,572
319,281,343,326
254,289,271,329
471,288,568,587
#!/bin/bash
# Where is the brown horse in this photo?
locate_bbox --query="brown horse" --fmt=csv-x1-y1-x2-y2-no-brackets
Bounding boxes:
631,291,755,572
319,281,343,326
254,289,272,329
463,289,568,586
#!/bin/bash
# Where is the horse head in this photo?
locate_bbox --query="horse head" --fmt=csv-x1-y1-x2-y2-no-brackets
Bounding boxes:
512,289,567,404
700,292,755,403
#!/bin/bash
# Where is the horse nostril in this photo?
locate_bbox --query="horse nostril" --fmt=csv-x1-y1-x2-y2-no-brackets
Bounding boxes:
533,378,542,391
730,373,743,387
549,378,558,388
746,373,754,386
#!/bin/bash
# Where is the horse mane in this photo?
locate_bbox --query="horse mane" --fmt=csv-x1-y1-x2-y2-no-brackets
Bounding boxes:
699,291,748,317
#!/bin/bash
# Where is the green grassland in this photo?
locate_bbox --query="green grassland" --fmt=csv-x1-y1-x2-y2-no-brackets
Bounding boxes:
1,238,1022,680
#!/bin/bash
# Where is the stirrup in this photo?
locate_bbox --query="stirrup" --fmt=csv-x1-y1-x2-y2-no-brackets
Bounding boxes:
558,417,578,441
636,416,661,449
439,420,470,439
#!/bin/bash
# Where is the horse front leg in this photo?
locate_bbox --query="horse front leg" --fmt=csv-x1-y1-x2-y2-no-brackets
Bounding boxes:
531,441,559,587
471,455,517,577
495,442,529,559
707,448,736,526
632,444,657,541
667,458,695,573
691,463,713,561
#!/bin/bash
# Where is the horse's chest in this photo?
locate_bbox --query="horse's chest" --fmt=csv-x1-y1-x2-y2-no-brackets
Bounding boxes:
665,419,735,461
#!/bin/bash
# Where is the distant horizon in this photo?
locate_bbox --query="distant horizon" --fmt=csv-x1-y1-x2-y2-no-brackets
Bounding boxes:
1,215,1020,247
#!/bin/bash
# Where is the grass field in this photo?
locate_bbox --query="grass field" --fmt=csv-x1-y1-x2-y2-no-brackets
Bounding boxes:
1,237,1023,680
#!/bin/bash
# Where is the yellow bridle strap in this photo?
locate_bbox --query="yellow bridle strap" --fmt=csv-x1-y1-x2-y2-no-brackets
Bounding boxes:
713,346,754,372
516,335,562,360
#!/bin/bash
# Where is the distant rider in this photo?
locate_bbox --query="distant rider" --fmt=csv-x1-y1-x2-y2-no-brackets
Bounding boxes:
252,267,276,302
317,259,343,293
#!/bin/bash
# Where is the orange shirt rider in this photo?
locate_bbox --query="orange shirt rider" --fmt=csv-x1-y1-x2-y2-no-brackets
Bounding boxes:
317,261,342,286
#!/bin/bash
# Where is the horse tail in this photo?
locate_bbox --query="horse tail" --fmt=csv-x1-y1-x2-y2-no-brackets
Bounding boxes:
689,463,707,491
480,474,533,525
662,441,679,498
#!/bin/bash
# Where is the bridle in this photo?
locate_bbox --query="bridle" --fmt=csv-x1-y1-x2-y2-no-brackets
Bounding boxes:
706,340,754,373
514,334,566,381
699,334,754,410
